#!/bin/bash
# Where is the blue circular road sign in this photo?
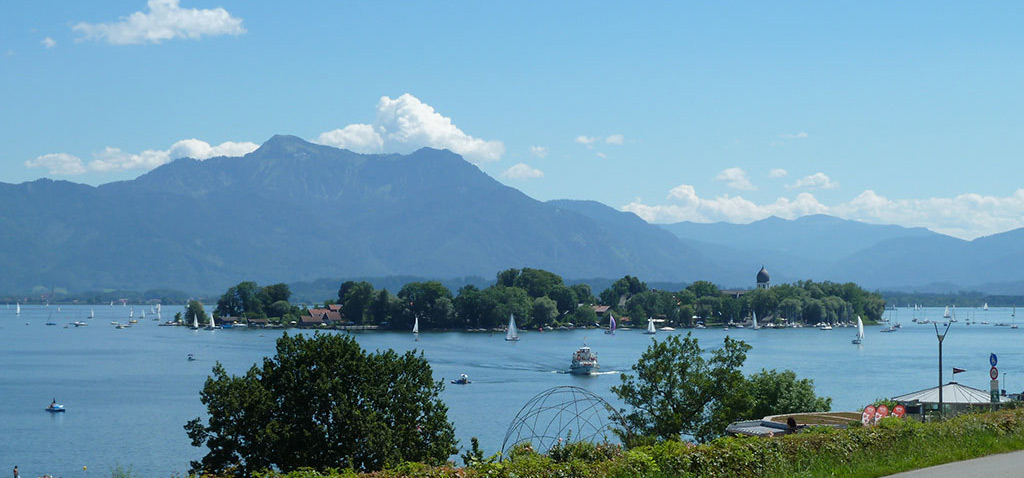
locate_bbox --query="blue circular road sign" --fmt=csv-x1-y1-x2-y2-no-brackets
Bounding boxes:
990,353,998,367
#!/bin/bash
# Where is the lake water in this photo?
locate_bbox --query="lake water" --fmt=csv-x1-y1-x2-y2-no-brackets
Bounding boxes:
2,304,1022,477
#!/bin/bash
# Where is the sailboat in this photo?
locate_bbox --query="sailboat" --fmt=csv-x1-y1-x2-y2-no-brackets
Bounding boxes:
943,306,951,319
412,315,419,335
753,311,760,330
644,317,657,335
505,314,520,341
604,314,616,335
191,314,199,330
16,303,20,315
984,302,989,311
89,309,94,319
852,316,864,344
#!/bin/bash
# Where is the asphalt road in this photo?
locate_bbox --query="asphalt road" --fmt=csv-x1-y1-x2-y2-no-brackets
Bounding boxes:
884,450,1024,477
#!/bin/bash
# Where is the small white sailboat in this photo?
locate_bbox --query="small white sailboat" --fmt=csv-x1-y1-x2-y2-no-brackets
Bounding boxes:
604,314,616,335
191,314,199,330
412,315,419,334
943,306,951,319
89,309,94,319
16,303,20,315
753,311,760,330
644,317,657,335
505,314,520,341
852,316,864,344
984,302,989,311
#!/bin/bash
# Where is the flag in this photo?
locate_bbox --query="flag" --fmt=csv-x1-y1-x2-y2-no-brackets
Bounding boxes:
953,367,966,374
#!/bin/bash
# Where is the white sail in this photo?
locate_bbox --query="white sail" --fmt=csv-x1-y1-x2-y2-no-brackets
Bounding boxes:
645,317,657,334
857,316,864,340
984,302,989,311
192,314,199,330
605,314,616,334
16,303,20,315
89,309,94,319
506,314,519,341
753,311,759,330
412,316,419,334
943,306,951,318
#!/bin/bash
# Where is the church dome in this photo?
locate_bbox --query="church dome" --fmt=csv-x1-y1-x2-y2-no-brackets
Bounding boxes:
756,266,770,283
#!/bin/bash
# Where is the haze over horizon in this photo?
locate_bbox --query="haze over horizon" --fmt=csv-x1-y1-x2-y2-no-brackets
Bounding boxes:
4,1,1023,240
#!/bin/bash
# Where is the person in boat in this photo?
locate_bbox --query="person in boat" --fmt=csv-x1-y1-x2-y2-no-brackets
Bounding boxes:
48,398,56,410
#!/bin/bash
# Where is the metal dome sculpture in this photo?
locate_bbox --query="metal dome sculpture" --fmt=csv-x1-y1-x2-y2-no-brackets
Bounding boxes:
501,386,629,458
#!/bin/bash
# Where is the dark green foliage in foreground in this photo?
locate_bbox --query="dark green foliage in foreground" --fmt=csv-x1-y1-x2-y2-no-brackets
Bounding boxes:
613,334,831,444
612,333,753,443
238,408,1024,478
184,332,456,476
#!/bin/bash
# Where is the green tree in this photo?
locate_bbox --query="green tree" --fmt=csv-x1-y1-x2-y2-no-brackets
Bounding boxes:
513,268,564,298
260,283,291,306
547,284,578,316
611,333,751,443
745,369,832,419
185,300,209,326
184,333,456,476
216,281,265,319
397,281,454,330
686,280,720,299
338,281,374,324
531,296,558,326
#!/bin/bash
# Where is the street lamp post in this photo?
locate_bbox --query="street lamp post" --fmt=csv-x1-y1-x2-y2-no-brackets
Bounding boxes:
935,322,952,419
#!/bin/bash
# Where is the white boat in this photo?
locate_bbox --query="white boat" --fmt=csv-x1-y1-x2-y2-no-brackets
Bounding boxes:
644,317,657,335
604,314,616,335
89,309,94,319
16,303,20,315
569,343,599,375
659,326,675,331
852,316,864,344
191,314,199,330
984,302,989,311
505,314,520,341
820,324,833,331
753,311,760,330
413,316,419,334
450,373,471,385
943,306,951,318
73,321,88,327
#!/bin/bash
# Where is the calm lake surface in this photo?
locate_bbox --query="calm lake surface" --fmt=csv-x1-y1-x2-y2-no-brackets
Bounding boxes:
2,304,1021,477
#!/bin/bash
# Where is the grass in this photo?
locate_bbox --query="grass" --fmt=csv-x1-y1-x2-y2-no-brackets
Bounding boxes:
201,408,1024,478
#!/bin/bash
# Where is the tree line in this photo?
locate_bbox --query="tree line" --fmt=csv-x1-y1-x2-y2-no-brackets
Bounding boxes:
205,269,885,329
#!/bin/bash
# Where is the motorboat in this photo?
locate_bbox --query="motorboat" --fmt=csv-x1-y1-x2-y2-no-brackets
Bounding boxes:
46,401,66,413
569,343,599,375
72,321,88,327
450,373,471,385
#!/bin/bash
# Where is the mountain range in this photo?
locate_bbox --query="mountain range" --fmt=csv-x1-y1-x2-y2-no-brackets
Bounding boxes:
1,135,1021,296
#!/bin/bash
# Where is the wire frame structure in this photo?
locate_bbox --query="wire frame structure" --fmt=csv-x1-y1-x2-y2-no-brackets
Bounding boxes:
500,386,629,458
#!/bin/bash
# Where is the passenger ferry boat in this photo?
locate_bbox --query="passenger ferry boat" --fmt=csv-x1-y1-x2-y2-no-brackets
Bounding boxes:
570,343,599,375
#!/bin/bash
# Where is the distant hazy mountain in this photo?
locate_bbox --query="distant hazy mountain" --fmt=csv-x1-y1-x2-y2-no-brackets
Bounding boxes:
662,215,1024,292
3,135,1023,295
0,135,720,294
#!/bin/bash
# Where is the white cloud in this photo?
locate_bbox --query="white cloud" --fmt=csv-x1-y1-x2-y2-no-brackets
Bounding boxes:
25,138,258,175
786,172,839,190
501,163,544,180
778,132,809,139
832,189,1024,240
715,167,755,190
768,168,788,179
622,185,1024,239
577,134,624,148
24,153,87,175
529,146,548,158
596,152,607,159
41,37,57,49
72,0,245,45
317,93,505,163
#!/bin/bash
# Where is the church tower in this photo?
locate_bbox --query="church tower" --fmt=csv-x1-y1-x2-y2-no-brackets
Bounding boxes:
756,265,770,289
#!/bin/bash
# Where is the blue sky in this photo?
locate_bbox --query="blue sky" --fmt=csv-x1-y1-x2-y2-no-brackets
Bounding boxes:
3,1,1023,239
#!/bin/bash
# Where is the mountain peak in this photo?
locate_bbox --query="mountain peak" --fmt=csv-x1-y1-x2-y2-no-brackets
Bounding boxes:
252,134,327,158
